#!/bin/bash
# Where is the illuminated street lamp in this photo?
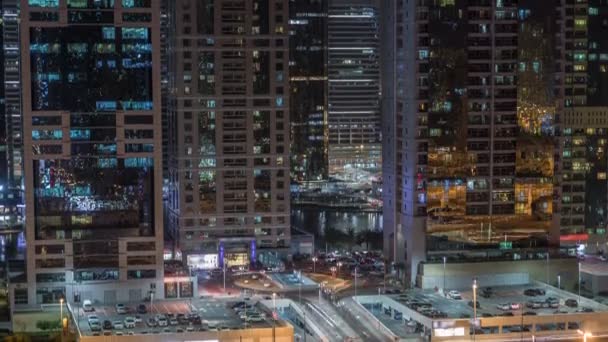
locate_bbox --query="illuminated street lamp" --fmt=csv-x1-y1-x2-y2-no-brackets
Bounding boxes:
472,278,478,341
59,298,64,323
337,262,343,276
330,266,337,278
312,256,318,273
577,329,593,342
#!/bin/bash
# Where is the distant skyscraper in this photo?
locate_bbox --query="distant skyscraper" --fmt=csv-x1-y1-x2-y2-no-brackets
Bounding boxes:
327,0,381,178
559,1,608,250
384,0,563,283
289,0,328,182
17,0,165,306
2,0,23,188
0,0,25,237
167,0,291,270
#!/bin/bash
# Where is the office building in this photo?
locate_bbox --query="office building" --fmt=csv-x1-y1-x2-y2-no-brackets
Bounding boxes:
558,1,608,251
166,0,291,270
2,0,23,189
0,0,25,235
15,0,166,306
289,0,328,182
327,0,381,178
383,0,564,283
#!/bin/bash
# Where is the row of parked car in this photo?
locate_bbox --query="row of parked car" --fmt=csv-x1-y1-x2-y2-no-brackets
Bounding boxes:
397,295,448,319
231,301,266,323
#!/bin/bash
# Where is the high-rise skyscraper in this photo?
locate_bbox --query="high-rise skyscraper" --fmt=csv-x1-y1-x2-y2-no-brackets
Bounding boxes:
16,0,165,306
327,0,381,179
2,0,23,189
384,0,563,283
559,1,608,251
289,0,328,182
167,0,291,270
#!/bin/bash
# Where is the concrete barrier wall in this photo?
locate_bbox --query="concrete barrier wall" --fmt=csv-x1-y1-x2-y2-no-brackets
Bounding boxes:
420,258,578,290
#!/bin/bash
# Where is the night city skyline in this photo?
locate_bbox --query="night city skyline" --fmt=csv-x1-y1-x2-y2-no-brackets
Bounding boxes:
0,0,606,341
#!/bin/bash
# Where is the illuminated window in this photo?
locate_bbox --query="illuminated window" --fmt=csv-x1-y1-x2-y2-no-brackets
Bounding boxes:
602,65,608,73
574,64,586,72
598,172,607,180
575,19,587,29
574,53,586,61
589,7,599,15
29,0,58,7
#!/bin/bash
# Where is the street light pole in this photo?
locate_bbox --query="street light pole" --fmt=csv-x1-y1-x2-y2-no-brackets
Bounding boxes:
546,253,549,284
558,275,561,290
312,257,317,273
223,262,227,293
318,284,321,304
473,278,477,341
578,262,581,303
354,267,358,300
60,298,64,323
442,256,446,292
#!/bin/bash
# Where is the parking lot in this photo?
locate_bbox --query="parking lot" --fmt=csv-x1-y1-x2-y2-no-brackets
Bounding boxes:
360,302,421,338
389,283,608,320
75,297,275,336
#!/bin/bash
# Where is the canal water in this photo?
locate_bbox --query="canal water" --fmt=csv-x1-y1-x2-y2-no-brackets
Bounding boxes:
291,207,383,249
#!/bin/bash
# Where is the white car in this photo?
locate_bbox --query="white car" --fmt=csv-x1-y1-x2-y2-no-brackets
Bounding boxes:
113,320,124,330
83,299,94,312
124,317,136,329
447,290,462,300
246,314,264,323
87,315,100,325
497,303,511,311
115,303,127,314
600,255,607,261
156,315,168,327
169,318,179,326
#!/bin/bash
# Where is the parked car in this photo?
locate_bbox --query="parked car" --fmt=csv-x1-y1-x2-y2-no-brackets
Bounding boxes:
526,301,541,309
524,288,545,296
115,303,127,314
497,303,511,311
87,315,100,326
246,314,264,323
156,315,168,327
113,320,124,330
83,300,94,312
467,300,480,309
146,317,157,327
169,318,179,326
565,299,578,308
600,255,607,261
480,288,493,298
137,304,147,314
124,317,136,329
447,290,462,300
510,303,521,310
102,320,112,330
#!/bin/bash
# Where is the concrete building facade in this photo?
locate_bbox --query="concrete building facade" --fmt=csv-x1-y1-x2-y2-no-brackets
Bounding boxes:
383,0,565,283
17,0,166,306
166,0,291,270
327,0,381,178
